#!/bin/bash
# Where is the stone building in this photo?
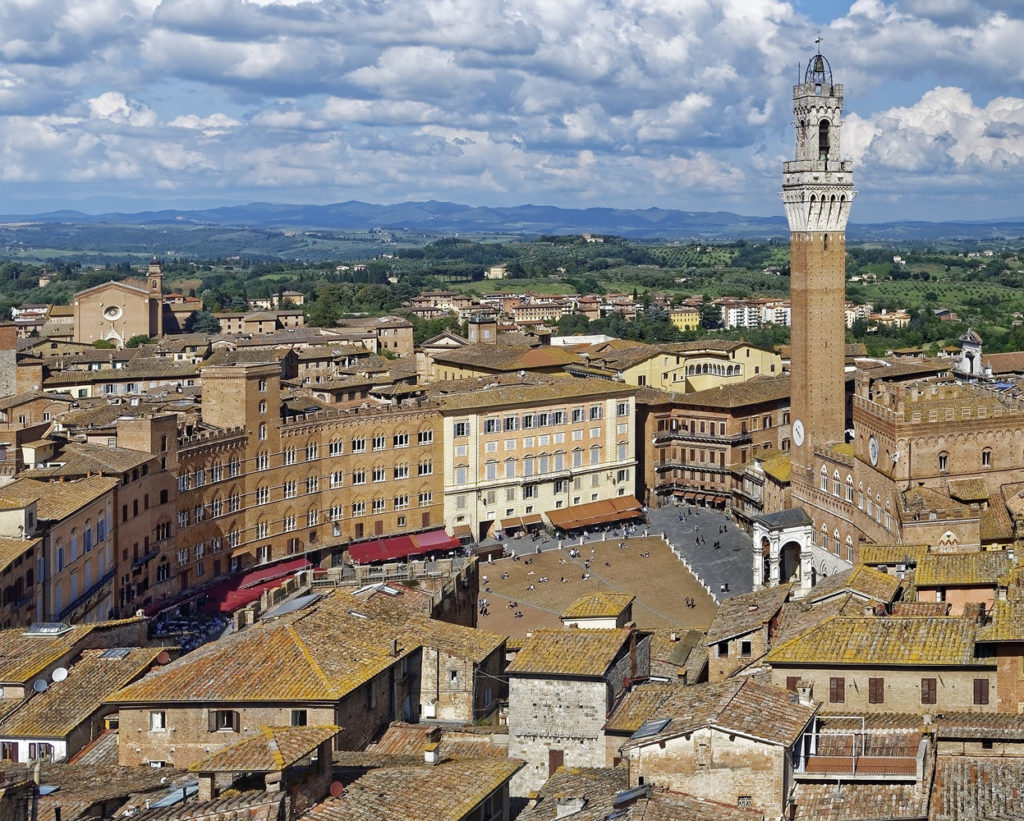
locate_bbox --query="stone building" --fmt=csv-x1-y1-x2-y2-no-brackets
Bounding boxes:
766,614,997,714
620,678,818,820
506,625,652,796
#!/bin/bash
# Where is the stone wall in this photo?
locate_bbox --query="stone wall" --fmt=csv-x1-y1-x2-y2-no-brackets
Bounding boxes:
627,726,787,818
507,677,608,796
769,665,998,714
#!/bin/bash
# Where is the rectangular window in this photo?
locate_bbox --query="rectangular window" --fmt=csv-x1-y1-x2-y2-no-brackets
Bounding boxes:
503,415,519,431
418,430,433,445
868,677,885,704
284,447,296,465
484,418,500,434
785,676,800,692
291,709,308,727
418,491,432,506
372,467,386,482
572,408,584,423
284,480,297,498
418,461,433,476
352,437,366,453
393,433,409,448
372,435,386,451
453,421,470,437
616,402,630,417
329,440,343,456
373,498,386,513
353,470,366,484
393,465,409,479
209,710,240,732
974,678,990,705
921,677,937,705
149,711,166,731
829,677,845,704
590,405,603,420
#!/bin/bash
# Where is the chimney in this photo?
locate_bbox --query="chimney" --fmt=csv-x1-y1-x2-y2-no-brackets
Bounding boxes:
797,681,813,706
423,743,440,766
390,638,398,656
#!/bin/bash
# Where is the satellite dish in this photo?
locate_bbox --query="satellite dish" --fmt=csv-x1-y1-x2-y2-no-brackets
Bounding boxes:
32,678,48,693
51,667,68,683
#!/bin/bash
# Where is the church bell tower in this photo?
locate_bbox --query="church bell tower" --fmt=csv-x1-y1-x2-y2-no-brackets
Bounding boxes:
782,49,855,485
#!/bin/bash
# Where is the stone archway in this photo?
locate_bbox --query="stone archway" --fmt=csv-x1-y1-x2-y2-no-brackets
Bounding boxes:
780,540,803,584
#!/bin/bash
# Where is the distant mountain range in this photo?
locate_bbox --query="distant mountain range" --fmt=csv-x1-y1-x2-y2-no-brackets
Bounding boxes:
2,200,1024,242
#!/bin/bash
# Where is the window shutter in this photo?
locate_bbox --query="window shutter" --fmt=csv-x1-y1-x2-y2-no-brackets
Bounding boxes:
208,711,217,732
869,677,884,704
974,678,990,705
786,676,800,692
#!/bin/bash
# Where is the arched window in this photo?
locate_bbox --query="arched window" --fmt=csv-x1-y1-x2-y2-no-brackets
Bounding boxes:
982,448,992,468
833,529,840,555
938,451,949,472
845,475,854,502
820,465,828,492
821,524,829,551
818,119,830,159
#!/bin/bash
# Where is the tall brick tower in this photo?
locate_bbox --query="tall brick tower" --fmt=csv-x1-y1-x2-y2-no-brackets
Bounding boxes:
782,49,855,487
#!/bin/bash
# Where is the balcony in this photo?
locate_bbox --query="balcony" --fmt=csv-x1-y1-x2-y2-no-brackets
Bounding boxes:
794,725,926,783
59,568,116,621
653,431,751,447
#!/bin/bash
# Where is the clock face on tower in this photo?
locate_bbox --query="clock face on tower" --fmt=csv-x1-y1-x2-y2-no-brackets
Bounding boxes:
792,419,805,447
868,435,879,466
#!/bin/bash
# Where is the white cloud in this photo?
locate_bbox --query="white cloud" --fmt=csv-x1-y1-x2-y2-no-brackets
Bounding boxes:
87,92,158,128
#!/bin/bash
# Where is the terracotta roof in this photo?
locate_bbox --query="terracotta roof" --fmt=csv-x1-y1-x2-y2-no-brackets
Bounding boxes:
112,618,407,704
0,647,165,739
506,628,635,678
891,600,950,617
915,550,1012,587
619,678,817,749
705,584,792,645
805,565,902,605
5,761,189,821
858,544,929,566
0,620,143,685
431,342,581,372
766,616,988,667
0,536,41,575
516,765,764,821
366,722,509,761
302,758,522,821
0,476,119,521
792,775,930,820
947,478,991,502
190,725,339,772
931,755,1024,821
430,374,634,412
978,600,1024,642
561,592,635,620
604,681,678,734
113,588,503,704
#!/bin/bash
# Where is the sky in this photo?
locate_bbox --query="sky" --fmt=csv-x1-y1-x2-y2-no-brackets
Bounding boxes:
1,0,1024,223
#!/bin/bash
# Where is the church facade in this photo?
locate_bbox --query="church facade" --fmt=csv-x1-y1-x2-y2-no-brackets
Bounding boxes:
73,258,165,346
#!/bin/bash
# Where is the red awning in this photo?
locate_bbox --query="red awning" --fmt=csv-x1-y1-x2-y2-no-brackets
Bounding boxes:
197,557,313,615
410,529,460,551
239,556,312,588
348,530,457,564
